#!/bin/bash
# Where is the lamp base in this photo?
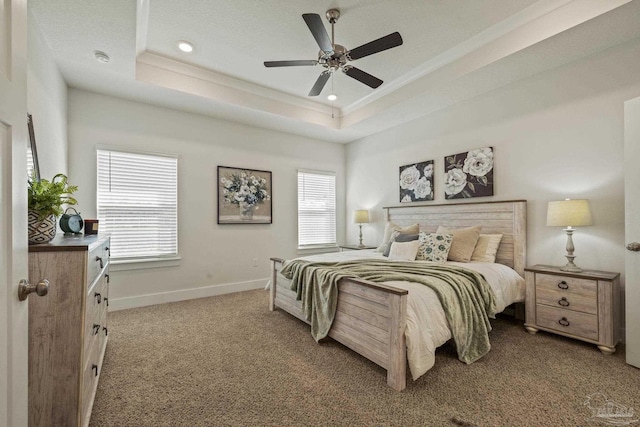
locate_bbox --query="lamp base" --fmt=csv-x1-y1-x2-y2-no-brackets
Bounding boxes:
560,229,583,272
560,256,582,273
560,264,583,273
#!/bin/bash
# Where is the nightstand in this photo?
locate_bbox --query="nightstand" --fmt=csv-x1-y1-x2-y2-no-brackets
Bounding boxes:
524,264,620,354
339,245,377,251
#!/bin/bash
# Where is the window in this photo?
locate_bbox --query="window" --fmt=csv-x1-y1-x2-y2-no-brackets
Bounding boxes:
297,170,336,248
97,149,178,260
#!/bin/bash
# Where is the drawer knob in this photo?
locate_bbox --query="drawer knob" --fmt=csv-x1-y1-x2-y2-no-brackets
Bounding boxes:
103,326,108,336
558,297,570,307
96,256,104,269
558,317,570,327
95,292,102,304
93,324,100,335
557,281,569,290
92,364,98,377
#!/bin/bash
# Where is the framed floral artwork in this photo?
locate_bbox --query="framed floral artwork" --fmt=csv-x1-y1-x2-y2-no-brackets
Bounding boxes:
444,147,494,199
217,166,272,224
399,160,434,203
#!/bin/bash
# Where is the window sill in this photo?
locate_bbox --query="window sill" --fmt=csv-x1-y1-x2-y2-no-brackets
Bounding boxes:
296,245,339,256
109,256,182,272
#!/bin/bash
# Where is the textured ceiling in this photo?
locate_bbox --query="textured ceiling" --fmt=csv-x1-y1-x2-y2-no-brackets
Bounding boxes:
29,0,640,143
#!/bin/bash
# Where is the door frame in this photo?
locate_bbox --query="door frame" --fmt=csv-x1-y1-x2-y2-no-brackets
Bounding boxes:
624,96,640,368
0,0,29,425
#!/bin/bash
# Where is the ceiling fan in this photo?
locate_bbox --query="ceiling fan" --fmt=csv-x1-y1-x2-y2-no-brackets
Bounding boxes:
264,9,403,97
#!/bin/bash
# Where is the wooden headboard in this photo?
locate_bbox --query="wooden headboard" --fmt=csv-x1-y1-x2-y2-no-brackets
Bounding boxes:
385,200,527,277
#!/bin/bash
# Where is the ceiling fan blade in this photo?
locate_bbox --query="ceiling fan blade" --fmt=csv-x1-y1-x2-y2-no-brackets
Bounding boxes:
264,60,317,67
308,72,331,96
343,66,383,89
347,32,403,61
302,14,333,54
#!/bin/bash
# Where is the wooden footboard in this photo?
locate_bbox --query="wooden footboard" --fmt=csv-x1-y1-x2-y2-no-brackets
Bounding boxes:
270,257,408,391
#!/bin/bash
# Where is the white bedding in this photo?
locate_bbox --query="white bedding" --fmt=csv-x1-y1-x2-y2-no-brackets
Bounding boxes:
296,249,525,380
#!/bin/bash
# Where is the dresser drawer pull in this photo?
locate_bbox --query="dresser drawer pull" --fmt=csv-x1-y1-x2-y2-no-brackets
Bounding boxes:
95,292,102,304
96,256,104,269
92,324,100,335
104,297,109,307
558,297,570,307
105,246,110,256
558,317,570,327
557,281,569,290
103,327,108,336
92,364,98,377
105,274,110,284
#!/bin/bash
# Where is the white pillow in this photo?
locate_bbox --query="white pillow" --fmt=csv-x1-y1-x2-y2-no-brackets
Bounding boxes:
376,222,419,253
471,234,503,263
388,240,420,261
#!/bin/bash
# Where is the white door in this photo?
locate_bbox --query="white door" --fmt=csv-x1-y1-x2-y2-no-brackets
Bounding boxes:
625,96,640,368
0,0,29,425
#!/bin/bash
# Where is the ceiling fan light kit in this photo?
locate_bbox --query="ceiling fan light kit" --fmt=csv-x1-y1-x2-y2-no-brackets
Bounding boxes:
264,8,403,97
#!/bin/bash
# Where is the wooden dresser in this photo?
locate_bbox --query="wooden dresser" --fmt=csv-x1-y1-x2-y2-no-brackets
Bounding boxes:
28,234,110,427
524,264,620,354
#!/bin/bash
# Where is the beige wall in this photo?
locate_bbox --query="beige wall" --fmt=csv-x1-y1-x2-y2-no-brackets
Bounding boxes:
27,9,67,179
346,40,640,320
67,90,346,309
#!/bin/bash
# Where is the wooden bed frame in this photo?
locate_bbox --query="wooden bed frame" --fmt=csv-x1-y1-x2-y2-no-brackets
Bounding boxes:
270,200,526,391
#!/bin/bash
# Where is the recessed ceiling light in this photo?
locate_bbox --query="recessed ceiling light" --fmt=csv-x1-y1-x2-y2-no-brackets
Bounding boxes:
93,50,110,63
327,94,337,101
177,41,194,53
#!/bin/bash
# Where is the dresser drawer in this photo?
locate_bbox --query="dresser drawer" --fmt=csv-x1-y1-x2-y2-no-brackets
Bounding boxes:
86,272,108,321
536,304,598,341
84,303,107,364
81,345,100,424
87,240,109,286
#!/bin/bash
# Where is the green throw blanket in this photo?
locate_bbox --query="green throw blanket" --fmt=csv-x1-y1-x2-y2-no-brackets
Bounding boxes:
279,259,497,364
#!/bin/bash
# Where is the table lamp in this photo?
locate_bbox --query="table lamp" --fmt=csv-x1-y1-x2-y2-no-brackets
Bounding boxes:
546,199,592,272
353,210,370,247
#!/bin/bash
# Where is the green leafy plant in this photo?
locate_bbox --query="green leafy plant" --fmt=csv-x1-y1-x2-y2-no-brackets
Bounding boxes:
28,174,78,220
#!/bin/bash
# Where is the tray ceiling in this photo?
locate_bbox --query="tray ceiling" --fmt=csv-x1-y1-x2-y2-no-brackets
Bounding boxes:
29,0,640,143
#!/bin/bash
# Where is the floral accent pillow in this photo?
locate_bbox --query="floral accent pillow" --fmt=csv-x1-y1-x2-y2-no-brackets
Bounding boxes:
416,232,454,263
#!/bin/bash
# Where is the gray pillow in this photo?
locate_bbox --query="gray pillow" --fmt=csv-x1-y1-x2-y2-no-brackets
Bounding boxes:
383,233,419,257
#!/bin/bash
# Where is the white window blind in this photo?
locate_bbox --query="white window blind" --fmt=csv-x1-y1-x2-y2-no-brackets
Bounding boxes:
27,146,34,180
97,149,178,259
298,170,336,247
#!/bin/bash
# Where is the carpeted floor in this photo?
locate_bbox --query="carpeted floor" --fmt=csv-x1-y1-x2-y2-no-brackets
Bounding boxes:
90,289,640,427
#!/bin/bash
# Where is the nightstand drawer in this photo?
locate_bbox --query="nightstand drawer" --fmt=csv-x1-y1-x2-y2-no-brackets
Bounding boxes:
535,273,597,298
536,287,597,315
536,304,598,341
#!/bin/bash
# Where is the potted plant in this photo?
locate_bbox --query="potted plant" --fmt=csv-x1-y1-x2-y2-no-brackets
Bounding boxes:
28,174,78,244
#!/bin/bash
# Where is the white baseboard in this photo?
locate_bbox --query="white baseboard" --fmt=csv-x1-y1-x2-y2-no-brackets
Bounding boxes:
108,278,268,311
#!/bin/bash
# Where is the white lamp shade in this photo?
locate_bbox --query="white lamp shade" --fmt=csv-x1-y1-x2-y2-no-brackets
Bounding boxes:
546,199,593,227
353,210,370,224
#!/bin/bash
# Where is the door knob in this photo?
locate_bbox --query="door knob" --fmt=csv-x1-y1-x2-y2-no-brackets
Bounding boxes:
627,242,640,252
18,279,49,301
